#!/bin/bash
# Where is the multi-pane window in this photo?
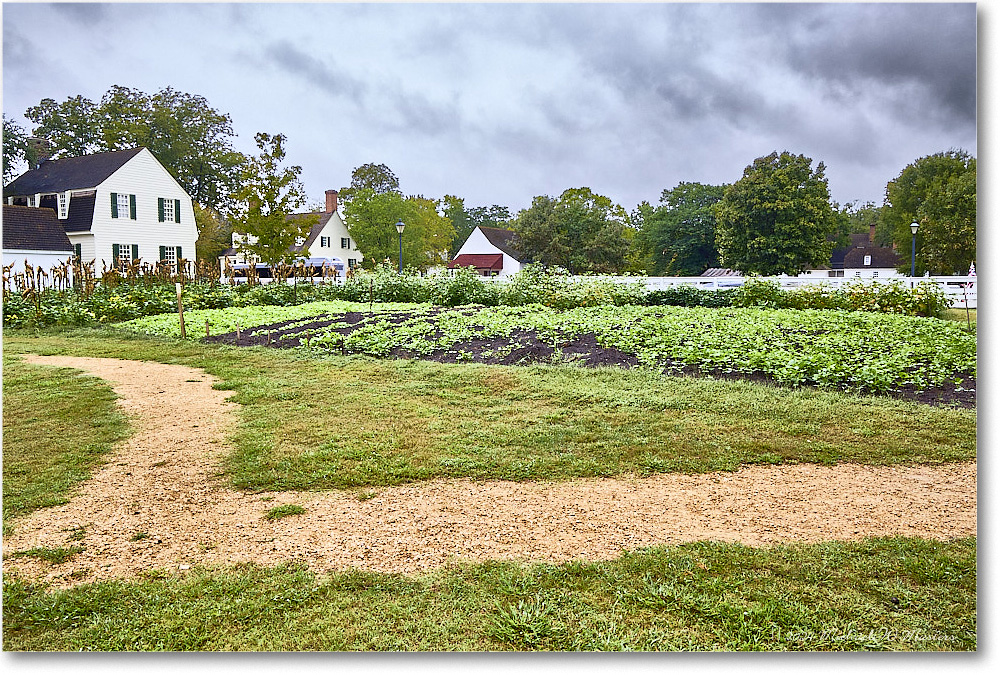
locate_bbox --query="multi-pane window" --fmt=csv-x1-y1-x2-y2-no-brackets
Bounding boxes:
159,246,183,272
320,236,331,248
59,193,69,218
27,195,36,207
158,198,181,223
348,258,358,269
112,193,136,219
341,237,351,249
113,243,138,268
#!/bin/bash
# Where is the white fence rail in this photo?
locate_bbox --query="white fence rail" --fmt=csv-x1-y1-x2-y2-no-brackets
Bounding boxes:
485,274,978,309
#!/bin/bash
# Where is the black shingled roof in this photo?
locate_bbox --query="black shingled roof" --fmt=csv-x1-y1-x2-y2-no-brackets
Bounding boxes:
4,148,145,197
478,226,524,260
2,205,73,252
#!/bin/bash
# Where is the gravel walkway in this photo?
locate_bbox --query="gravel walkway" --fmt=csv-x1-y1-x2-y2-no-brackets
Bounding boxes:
4,355,977,589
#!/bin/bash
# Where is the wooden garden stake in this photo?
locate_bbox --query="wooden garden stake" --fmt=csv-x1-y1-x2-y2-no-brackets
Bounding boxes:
175,282,186,339
206,320,211,338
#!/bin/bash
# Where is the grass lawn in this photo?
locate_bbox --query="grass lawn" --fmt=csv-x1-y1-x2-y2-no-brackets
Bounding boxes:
3,537,975,651
2,352,130,534
3,328,976,493
2,326,976,651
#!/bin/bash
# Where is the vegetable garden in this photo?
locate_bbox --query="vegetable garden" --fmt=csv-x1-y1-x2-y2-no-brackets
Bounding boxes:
121,299,977,406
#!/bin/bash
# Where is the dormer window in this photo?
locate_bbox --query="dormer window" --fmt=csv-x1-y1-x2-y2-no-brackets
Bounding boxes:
863,255,872,266
58,192,69,218
27,195,36,207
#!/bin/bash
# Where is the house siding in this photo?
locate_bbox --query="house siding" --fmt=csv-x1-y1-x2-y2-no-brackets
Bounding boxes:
453,227,524,277
89,149,197,268
302,211,363,265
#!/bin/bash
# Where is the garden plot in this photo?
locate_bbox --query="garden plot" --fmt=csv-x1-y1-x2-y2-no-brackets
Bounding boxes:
123,302,977,407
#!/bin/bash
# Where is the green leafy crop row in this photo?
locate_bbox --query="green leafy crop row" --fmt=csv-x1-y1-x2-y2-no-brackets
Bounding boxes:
121,300,975,395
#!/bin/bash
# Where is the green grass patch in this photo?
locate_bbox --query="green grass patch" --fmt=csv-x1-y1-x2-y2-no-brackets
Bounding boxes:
2,537,975,651
264,504,306,521
3,328,975,493
8,545,85,565
2,352,131,532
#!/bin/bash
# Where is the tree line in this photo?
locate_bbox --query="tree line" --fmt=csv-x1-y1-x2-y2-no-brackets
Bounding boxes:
3,88,976,276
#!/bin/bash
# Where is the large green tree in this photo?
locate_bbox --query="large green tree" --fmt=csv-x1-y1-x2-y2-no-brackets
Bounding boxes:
3,115,35,185
636,182,726,276
24,86,245,210
511,187,631,274
715,151,839,275
341,164,454,271
883,150,976,275
228,133,316,268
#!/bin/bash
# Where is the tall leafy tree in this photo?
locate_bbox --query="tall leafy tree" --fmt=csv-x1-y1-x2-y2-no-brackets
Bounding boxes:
228,133,316,268
512,187,631,274
636,182,726,275
23,86,245,210
3,115,34,185
715,151,839,275
883,150,976,275
341,163,454,271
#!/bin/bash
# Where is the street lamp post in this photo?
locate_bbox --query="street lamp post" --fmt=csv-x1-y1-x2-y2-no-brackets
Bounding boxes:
395,220,405,274
910,221,919,278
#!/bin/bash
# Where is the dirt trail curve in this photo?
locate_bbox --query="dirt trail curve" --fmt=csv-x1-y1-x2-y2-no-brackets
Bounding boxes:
5,355,976,589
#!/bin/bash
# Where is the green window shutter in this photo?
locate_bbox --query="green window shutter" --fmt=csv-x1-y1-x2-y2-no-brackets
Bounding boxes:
111,193,118,218
112,243,120,265
159,246,166,261
175,199,181,223
129,195,137,220
131,244,139,262
74,243,82,259
176,246,182,260
158,198,165,222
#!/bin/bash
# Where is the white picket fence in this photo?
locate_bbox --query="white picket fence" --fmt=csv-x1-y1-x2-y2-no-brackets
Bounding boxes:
486,274,978,309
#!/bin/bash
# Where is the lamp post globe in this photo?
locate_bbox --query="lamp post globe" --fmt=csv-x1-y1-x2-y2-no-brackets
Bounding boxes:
910,221,919,278
395,220,405,274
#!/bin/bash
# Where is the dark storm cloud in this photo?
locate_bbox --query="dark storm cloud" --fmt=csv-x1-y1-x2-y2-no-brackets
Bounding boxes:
781,4,976,127
263,40,367,100
51,2,108,26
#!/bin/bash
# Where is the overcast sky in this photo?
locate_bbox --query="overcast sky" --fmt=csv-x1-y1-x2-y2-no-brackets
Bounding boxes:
2,1,978,215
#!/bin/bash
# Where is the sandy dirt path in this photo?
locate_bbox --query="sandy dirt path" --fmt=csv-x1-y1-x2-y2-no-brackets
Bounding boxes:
4,355,976,589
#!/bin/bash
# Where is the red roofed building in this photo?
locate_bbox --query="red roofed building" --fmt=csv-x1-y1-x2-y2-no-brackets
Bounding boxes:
448,226,526,277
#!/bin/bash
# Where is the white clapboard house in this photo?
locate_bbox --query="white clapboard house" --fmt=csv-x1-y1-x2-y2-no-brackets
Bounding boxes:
4,147,196,272
2,204,75,278
221,189,363,280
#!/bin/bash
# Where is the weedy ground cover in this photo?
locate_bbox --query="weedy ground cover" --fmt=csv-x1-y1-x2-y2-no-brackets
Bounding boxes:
3,330,975,494
3,537,975,651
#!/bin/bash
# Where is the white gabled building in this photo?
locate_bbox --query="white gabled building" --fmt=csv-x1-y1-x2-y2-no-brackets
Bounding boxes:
4,147,197,272
220,189,363,280
448,226,526,277
2,204,74,279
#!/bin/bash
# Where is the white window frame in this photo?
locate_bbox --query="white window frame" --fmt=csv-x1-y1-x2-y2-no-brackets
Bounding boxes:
162,198,175,223
162,246,177,268
341,237,351,249
58,192,69,218
321,236,331,248
116,244,133,265
863,254,872,266
27,195,36,207
116,193,130,219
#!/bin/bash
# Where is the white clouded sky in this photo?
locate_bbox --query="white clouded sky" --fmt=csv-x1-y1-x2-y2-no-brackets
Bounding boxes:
2,1,978,214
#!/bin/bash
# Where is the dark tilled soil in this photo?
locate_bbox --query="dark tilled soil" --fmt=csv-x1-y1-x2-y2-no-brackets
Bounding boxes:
203,310,975,408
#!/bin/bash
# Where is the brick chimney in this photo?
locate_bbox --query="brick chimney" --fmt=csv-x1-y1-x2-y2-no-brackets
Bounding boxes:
869,223,876,244
325,189,339,213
